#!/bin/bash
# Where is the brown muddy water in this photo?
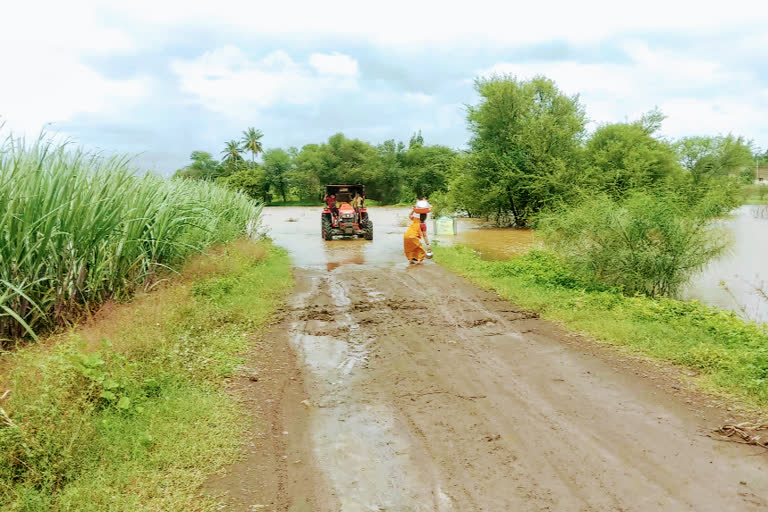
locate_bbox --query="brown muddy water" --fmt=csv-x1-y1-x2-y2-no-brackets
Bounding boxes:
260,206,536,270
261,205,768,323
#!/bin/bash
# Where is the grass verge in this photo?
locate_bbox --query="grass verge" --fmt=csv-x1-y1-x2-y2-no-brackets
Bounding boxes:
435,246,768,408
0,239,293,511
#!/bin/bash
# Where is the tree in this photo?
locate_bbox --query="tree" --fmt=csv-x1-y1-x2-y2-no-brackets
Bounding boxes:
221,140,244,164
675,135,754,184
400,144,456,198
583,115,682,199
409,130,424,149
219,167,269,202
173,151,222,181
241,128,264,163
262,148,293,203
461,75,587,225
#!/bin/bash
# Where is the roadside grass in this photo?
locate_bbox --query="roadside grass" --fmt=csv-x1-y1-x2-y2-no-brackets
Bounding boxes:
436,246,768,408
0,239,293,511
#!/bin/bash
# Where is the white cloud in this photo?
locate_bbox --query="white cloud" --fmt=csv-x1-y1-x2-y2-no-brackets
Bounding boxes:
481,42,763,141
309,53,359,77
103,0,768,47
404,92,435,105
171,47,360,118
0,1,147,135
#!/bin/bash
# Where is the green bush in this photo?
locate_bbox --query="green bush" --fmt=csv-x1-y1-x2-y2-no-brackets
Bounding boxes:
538,192,729,297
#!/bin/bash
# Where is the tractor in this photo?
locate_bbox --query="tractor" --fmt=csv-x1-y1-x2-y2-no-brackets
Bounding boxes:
321,184,373,240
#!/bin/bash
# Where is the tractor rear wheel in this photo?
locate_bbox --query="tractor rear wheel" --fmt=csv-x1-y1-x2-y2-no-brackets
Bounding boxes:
322,217,333,240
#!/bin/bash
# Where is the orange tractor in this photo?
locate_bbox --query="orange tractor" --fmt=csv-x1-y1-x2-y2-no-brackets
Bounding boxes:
322,184,373,240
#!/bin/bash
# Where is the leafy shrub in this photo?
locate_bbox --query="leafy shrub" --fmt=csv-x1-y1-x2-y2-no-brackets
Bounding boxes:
538,192,730,297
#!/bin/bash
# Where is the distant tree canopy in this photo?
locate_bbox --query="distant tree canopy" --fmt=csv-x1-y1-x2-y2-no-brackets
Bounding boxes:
175,130,458,204
582,112,683,200
174,76,754,220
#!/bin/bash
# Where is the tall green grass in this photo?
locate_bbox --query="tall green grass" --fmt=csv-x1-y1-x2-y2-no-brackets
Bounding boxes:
0,134,260,342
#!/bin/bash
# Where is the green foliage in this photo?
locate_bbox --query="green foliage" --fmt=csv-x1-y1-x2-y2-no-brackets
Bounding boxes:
582,115,683,199
487,250,608,291
262,148,293,203
459,75,587,226
173,151,222,181
436,245,768,404
538,193,730,297
240,127,264,162
0,240,293,510
675,134,754,184
0,133,261,342
220,140,244,164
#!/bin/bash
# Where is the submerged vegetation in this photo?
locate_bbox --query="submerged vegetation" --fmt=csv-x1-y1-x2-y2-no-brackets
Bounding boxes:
0,134,260,343
0,239,292,511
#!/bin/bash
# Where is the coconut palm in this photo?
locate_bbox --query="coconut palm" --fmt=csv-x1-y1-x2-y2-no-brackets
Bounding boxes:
221,140,243,163
241,128,264,163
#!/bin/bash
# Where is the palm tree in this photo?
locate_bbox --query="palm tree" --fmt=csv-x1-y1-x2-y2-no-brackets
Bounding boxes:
221,140,243,163
241,128,264,163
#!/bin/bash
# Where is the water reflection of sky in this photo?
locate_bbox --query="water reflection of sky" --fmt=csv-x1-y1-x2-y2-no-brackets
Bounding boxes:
683,206,768,324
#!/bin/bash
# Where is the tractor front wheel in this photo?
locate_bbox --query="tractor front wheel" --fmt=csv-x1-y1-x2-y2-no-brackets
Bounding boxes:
322,217,333,240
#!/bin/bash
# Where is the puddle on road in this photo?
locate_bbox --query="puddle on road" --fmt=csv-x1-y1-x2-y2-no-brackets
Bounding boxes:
288,273,441,511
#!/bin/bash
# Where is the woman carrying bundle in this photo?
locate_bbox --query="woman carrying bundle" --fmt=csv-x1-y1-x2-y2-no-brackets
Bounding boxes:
404,198,431,265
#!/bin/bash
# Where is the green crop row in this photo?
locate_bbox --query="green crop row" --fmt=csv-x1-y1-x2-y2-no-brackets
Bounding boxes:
0,134,261,343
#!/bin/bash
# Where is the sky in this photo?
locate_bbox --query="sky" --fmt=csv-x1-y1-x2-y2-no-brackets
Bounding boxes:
1,0,767,175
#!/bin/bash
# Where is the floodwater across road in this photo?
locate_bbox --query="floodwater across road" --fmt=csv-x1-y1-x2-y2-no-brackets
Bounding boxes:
260,206,536,270
262,205,768,323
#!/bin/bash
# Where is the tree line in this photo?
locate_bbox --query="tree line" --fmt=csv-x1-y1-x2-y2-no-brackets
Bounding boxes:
174,129,457,205
175,75,760,223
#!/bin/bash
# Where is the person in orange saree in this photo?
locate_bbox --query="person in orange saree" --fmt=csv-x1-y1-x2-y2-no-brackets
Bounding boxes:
404,210,427,264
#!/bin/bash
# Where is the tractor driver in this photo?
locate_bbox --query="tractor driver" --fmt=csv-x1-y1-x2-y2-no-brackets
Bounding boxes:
324,193,339,222
351,192,363,223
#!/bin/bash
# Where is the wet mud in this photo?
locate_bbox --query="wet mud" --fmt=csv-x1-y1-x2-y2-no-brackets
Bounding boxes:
209,206,768,511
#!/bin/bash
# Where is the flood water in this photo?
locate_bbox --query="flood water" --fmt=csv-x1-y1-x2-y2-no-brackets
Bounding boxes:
260,206,537,271
261,205,768,323
683,205,768,324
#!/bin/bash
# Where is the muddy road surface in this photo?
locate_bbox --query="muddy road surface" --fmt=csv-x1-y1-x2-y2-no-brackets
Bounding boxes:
210,207,768,511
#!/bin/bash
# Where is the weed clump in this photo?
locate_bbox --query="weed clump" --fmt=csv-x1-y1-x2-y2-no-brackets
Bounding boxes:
537,192,730,297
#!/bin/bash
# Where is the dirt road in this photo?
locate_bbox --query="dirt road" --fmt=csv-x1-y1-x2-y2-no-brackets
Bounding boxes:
208,208,768,511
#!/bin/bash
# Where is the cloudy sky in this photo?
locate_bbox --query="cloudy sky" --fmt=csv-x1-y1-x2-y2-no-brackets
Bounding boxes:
2,1,767,174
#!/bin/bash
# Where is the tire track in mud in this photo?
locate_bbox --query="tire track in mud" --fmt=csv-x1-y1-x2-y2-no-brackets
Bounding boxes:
282,264,768,512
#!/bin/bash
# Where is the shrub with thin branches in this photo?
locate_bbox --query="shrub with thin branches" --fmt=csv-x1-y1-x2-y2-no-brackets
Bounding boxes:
537,193,730,297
